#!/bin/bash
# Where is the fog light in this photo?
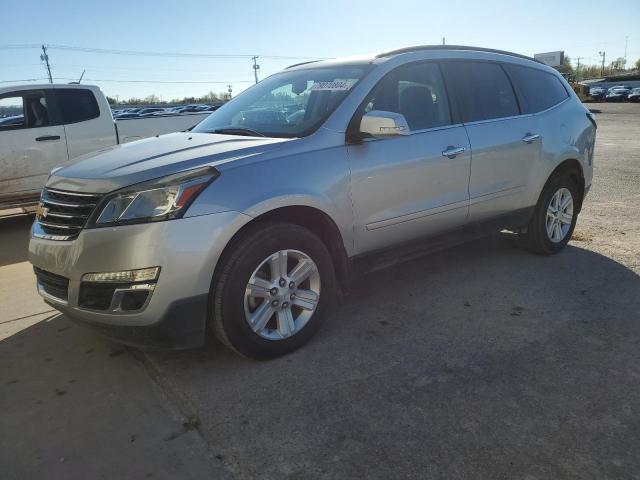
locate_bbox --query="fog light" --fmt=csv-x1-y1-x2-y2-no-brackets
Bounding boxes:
120,290,150,311
82,267,160,283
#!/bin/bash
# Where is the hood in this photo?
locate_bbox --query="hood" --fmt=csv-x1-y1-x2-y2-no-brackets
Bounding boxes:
47,132,289,193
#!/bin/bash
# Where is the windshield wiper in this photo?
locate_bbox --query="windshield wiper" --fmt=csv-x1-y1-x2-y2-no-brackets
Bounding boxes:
209,127,266,137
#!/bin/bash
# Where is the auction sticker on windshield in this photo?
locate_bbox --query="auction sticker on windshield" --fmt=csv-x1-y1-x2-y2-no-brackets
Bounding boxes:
311,80,352,91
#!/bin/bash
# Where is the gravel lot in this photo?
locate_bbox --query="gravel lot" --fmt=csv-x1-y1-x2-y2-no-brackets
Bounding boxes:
1,102,639,480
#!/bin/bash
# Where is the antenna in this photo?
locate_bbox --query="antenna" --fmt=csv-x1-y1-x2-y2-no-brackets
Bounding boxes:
78,69,85,84
40,45,53,84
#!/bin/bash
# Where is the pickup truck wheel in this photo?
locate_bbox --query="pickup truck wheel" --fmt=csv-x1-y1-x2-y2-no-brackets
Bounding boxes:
521,174,579,255
210,223,335,359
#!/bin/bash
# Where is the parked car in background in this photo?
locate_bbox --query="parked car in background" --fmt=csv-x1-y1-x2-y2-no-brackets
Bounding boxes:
137,107,166,116
628,88,640,102
28,46,595,359
0,84,211,210
589,87,607,101
605,86,631,102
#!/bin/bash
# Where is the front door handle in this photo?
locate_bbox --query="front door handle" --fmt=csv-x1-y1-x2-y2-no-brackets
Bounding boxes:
35,135,61,142
522,133,540,144
442,146,465,159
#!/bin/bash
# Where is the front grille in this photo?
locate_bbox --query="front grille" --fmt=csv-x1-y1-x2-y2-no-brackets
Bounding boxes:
34,267,70,302
37,188,102,240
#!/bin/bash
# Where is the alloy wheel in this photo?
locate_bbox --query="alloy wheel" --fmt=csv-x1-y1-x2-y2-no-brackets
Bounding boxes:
243,249,321,340
546,187,574,243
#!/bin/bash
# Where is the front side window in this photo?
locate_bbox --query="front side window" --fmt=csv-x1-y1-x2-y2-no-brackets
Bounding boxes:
362,62,451,131
53,89,100,124
443,61,519,122
0,93,49,130
193,64,371,138
503,64,569,114
0,96,25,130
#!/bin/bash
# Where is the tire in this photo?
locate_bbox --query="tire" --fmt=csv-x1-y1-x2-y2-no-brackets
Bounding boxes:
520,174,580,255
210,222,335,360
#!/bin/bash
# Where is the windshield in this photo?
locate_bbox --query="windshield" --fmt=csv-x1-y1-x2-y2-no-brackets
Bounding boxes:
193,64,371,138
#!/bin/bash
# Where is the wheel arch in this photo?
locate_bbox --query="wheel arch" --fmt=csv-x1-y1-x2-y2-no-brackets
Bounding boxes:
545,158,586,213
213,205,351,294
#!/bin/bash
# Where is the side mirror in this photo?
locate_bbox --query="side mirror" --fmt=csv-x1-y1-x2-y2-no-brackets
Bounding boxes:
359,110,410,137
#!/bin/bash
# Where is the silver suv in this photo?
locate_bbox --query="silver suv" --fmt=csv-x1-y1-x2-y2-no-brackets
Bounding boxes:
29,46,596,359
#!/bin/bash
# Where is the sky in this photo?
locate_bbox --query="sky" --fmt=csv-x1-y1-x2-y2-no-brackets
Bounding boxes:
1,0,639,101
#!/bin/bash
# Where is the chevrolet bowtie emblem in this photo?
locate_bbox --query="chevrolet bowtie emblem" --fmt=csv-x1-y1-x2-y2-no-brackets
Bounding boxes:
36,203,49,219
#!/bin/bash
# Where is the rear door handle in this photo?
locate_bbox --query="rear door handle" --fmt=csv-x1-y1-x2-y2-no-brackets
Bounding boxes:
35,135,61,142
442,146,465,159
522,133,540,144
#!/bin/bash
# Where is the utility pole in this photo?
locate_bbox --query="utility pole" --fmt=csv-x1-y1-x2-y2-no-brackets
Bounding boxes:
442,37,445,45
598,51,606,77
40,45,53,84
575,57,583,81
624,35,628,65
252,56,260,84
227,84,233,99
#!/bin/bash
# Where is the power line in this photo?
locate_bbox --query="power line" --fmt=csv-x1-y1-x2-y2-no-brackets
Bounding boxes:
53,77,255,84
0,44,41,50
45,44,328,60
0,77,255,85
0,78,48,83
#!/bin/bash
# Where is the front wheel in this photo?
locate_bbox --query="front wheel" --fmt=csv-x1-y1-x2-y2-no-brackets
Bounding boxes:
520,174,580,254
210,222,335,359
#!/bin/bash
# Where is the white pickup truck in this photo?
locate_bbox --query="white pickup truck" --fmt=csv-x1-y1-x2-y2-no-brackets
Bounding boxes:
0,84,211,210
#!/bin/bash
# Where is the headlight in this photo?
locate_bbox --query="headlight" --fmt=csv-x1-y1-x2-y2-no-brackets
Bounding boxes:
89,166,219,227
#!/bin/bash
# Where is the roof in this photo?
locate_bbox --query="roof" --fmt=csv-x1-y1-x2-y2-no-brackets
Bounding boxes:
286,45,542,70
375,45,541,63
0,83,101,94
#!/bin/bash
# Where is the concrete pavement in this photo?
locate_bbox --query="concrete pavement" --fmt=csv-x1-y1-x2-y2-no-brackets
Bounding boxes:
0,218,230,479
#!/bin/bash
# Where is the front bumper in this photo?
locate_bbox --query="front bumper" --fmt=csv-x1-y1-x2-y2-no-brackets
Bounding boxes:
29,210,252,348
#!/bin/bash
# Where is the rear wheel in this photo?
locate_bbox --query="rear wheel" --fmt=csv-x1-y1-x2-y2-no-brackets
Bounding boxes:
520,174,580,254
210,222,335,359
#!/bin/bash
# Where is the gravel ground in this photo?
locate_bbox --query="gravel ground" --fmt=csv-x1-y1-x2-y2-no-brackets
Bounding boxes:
143,102,640,479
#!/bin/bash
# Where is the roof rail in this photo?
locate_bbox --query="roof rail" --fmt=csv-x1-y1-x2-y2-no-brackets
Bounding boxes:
286,60,323,69
375,45,542,64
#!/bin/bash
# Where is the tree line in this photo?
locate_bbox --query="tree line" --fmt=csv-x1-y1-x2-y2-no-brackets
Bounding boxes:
106,90,232,106
555,56,640,80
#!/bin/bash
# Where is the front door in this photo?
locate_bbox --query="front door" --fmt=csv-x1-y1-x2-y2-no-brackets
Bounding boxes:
347,62,471,255
0,91,68,202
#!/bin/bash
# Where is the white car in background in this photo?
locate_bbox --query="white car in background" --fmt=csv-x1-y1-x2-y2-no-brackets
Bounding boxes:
0,84,211,211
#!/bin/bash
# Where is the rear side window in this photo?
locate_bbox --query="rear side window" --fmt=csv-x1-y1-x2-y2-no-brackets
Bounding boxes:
442,61,519,122
53,89,100,124
503,64,569,114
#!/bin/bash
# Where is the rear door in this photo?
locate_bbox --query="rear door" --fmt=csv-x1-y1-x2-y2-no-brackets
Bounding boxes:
348,61,471,254
50,88,116,159
0,90,68,202
441,61,541,222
